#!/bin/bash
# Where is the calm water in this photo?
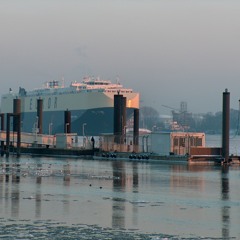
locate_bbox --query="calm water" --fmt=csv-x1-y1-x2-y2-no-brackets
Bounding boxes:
0,135,240,239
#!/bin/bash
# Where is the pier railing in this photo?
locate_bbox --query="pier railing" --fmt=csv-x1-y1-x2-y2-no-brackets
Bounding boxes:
99,134,150,153
0,131,55,148
0,131,95,150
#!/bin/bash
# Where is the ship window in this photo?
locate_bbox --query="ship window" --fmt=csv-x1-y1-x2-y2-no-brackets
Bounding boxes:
196,138,202,146
173,138,178,146
54,97,57,108
179,138,185,147
48,97,51,109
29,98,33,110
190,137,195,146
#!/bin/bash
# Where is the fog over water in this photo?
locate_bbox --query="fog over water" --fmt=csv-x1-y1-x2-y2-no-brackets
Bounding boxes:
1,0,240,114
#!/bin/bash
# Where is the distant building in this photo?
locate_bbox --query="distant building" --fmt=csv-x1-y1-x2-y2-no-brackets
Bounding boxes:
171,111,193,131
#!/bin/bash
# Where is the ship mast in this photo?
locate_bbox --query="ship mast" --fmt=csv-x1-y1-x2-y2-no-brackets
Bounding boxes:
61,75,65,87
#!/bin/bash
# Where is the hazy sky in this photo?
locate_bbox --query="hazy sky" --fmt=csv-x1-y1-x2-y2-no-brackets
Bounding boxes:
1,0,240,115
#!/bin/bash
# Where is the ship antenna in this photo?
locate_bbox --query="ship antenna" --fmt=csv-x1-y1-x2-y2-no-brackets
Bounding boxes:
116,76,120,85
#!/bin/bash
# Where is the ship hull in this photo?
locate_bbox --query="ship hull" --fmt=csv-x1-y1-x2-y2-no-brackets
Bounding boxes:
20,107,136,135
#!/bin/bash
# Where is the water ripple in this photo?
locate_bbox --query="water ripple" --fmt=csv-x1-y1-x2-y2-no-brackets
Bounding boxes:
0,220,177,240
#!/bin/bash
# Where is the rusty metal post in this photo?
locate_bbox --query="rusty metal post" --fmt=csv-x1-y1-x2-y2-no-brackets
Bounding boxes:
13,98,21,132
133,109,139,152
0,113,4,131
5,112,21,157
16,113,21,157
114,94,123,144
37,98,43,134
64,110,71,134
0,113,4,156
121,97,126,145
6,113,11,157
222,89,230,162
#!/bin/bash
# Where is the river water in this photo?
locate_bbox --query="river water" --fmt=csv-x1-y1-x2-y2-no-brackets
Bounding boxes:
0,135,240,239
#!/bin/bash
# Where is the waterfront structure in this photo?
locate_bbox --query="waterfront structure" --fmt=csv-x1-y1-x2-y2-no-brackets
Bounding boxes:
99,131,205,155
150,132,205,155
1,77,139,135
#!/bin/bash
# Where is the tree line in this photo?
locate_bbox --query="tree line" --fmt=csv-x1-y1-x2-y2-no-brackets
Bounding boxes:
140,106,240,134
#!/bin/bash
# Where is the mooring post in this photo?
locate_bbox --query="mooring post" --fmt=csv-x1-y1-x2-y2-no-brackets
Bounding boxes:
13,98,21,157
13,99,21,131
222,89,230,162
121,97,126,145
6,112,21,157
16,113,21,157
114,94,124,144
133,109,139,152
37,98,43,134
0,113,4,156
64,109,71,134
6,113,11,158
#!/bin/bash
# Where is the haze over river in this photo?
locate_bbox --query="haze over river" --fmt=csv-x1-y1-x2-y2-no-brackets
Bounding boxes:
0,134,240,239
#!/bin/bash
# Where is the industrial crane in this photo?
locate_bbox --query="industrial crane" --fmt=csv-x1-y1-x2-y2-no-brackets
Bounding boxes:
162,103,190,131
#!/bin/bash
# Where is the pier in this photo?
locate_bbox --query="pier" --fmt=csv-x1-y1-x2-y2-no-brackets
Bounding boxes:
188,89,240,165
0,130,95,158
0,90,240,165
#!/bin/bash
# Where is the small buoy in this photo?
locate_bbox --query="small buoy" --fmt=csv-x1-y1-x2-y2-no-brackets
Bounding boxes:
89,184,92,187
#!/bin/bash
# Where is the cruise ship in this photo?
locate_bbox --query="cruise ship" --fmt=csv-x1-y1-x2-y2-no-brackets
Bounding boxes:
0,77,139,135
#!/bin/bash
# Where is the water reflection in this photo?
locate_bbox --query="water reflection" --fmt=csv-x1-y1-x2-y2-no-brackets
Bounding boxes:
63,163,71,215
63,163,71,185
35,162,42,218
11,159,20,218
132,162,139,227
36,162,42,184
169,165,213,191
221,165,230,239
111,161,140,229
112,161,126,229
12,160,20,183
5,160,10,182
132,162,138,189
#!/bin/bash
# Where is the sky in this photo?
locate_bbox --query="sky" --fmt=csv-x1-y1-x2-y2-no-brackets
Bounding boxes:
1,0,240,115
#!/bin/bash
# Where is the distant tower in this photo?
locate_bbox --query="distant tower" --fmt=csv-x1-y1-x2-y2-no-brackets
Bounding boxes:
180,101,187,113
